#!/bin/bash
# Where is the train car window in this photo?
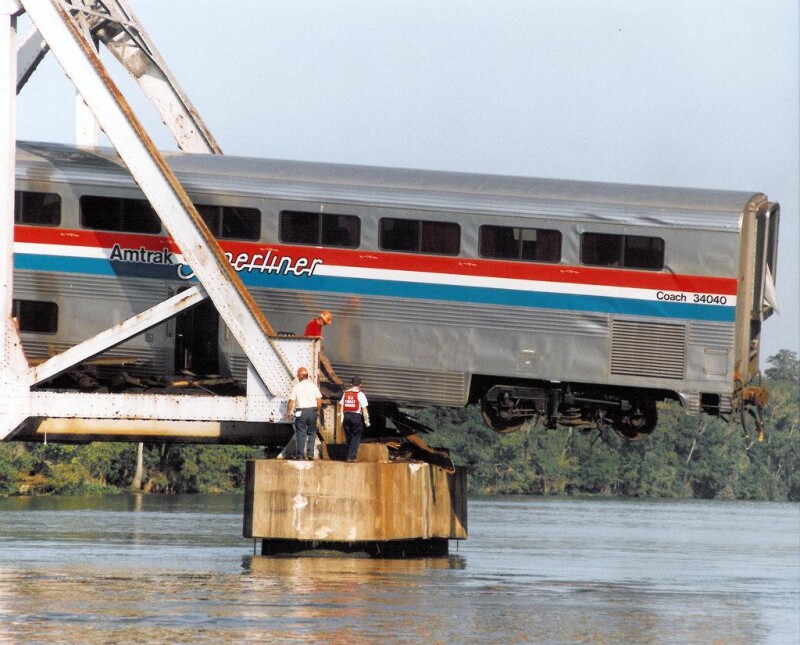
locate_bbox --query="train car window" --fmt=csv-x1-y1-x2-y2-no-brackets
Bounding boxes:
320,214,360,248
80,196,161,234
11,299,58,334
420,221,460,255
280,211,318,244
123,199,162,234
196,204,261,240
479,225,561,262
623,235,664,270
581,233,664,270
280,211,360,248
222,207,261,240
196,204,221,235
380,218,460,255
380,218,419,252
14,191,61,226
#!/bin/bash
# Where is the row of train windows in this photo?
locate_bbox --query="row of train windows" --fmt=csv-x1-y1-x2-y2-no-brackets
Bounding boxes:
79,196,263,240
13,191,664,270
14,191,262,240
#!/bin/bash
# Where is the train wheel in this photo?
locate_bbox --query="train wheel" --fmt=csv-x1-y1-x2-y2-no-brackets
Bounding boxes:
612,399,658,441
480,398,527,434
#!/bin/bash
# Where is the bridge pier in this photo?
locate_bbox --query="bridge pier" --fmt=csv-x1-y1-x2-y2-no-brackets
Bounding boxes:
244,447,468,557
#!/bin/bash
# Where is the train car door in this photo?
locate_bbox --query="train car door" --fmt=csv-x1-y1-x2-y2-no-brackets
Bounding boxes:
174,292,219,376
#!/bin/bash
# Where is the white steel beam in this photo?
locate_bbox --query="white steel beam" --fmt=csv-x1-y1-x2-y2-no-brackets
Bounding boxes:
92,0,222,153
75,91,99,146
27,336,319,423
21,0,294,397
15,23,46,92
28,285,207,386
0,0,30,441
28,391,263,422
1,1,20,368
20,0,222,153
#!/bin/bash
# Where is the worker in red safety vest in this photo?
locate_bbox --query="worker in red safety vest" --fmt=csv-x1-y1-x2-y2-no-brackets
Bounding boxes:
339,376,369,462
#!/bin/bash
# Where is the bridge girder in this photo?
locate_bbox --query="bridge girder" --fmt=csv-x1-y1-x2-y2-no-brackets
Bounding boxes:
1,0,312,442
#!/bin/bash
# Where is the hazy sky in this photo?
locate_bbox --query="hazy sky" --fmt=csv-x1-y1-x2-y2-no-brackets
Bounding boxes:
15,0,800,360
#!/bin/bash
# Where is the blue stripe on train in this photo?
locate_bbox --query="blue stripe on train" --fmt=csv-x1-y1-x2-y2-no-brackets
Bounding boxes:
258,273,736,322
14,253,736,322
15,253,179,280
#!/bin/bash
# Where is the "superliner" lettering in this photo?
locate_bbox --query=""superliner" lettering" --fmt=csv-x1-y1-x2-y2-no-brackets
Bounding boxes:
176,249,323,280
107,243,322,281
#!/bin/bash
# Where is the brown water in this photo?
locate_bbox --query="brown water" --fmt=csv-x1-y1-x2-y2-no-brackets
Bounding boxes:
0,494,797,643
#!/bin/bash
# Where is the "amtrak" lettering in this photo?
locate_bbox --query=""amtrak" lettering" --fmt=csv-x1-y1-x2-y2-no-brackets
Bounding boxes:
110,244,175,265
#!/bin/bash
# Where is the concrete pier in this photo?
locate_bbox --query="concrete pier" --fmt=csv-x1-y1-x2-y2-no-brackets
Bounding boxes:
243,446,467,557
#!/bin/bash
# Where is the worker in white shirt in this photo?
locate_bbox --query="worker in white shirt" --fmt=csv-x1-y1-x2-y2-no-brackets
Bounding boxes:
285,366,323,460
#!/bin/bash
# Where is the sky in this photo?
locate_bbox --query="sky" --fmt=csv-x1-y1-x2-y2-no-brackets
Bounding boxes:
15,0,800,361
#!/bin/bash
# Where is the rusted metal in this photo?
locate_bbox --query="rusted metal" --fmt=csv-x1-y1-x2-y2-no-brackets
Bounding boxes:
14,416,292,445
88,0,222,153
27,356,141,367
399,434,456,474
743,385,769,409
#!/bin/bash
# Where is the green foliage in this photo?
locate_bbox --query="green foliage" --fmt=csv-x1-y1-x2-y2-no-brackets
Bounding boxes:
0,446,17,495
0,440,266,497
135,444,265,494
140,444,262,494
425,350,799,501
0,351,797,500
765,349,799,383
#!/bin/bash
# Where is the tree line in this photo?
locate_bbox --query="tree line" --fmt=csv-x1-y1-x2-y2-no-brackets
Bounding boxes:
0,350,797,500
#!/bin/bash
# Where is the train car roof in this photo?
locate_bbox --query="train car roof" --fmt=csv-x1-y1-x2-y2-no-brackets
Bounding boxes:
16,141,764,230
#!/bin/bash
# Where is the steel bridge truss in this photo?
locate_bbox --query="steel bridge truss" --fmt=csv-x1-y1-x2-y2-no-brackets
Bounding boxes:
1,0,313,442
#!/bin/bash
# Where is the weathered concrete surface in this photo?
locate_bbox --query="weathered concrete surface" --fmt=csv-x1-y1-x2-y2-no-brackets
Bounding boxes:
243,458,467,543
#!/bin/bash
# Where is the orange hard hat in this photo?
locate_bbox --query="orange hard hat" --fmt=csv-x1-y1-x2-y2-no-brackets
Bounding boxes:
320,310,333,324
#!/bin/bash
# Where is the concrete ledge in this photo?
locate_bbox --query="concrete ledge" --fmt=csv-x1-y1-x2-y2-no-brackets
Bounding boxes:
322,442,388,462
243,459,467,545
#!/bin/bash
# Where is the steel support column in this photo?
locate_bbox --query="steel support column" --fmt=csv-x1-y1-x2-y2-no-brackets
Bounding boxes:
1,0,319,442
21,0,293,396
0,0,30,438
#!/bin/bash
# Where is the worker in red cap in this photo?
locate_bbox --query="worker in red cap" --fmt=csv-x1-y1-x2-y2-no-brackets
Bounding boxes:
304,310,332,337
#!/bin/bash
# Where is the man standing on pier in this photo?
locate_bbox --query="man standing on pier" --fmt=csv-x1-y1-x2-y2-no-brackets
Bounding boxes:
285,367,323,460
340,376,369,462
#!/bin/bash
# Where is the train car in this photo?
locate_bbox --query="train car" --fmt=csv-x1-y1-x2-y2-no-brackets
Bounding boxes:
12,141,779,438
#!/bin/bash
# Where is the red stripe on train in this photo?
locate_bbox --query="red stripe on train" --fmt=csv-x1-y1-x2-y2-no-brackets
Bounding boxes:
14,225,739,295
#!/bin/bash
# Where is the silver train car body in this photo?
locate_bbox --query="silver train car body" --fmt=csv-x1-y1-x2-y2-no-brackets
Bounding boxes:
13,142,779,437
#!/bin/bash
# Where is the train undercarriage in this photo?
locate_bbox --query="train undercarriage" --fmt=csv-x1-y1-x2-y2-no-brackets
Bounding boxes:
477,381,663,441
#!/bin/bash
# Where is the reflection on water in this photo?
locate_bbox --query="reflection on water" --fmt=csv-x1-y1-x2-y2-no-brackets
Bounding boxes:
0,495,797,644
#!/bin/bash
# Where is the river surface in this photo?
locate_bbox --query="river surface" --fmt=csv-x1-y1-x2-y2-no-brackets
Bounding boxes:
0,494,797,644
